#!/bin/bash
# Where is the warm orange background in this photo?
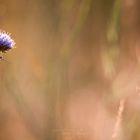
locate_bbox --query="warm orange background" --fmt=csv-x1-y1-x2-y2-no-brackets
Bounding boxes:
0,0,140,140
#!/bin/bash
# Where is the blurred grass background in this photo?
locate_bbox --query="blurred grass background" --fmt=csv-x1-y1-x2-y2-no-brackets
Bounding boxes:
0,0,140,140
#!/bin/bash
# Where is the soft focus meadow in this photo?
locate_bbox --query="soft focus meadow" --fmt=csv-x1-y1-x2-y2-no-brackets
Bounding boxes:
0,0,140,140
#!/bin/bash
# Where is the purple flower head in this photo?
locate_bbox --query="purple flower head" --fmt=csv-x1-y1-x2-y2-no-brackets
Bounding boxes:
0,31,15,53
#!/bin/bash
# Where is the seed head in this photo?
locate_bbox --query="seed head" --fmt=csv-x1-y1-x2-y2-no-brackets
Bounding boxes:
0,31,15,53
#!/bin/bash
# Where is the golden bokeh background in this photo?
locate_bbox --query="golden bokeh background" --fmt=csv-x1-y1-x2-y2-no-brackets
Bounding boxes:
0,0,140,140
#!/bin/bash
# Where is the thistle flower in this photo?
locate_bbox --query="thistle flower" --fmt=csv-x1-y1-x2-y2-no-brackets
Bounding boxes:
0,31,15,53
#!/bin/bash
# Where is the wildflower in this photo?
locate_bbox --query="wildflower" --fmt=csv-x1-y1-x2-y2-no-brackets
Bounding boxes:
0,31,15,53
